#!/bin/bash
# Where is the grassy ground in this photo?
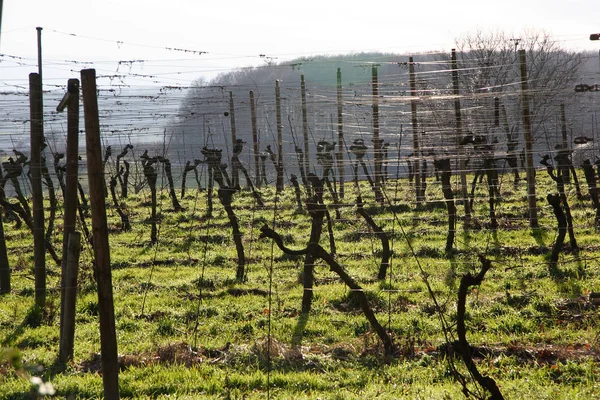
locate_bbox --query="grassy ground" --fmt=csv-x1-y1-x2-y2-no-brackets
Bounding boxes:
1,170,600,399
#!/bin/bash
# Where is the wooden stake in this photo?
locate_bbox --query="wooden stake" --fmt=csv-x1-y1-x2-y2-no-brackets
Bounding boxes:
229,91,237,144
249,90,260,188
451,49,471,223
372,66,384,205
29,73,46,308
336,68,345,199
409,58,422,207
36,27,43,79
229,92,239,188
275,80,284,193
59,231,81,363
301,75,311,193
560,103,568,149
58,78,80,336
518,49,538,228
494,96,500,127
81,68,120,400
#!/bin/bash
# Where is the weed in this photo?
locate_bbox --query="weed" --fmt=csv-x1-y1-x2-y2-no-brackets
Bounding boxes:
23,306,42,328
78,301,99,317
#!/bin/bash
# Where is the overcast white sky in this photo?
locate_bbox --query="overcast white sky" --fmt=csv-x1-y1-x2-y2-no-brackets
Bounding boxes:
1,0,599,88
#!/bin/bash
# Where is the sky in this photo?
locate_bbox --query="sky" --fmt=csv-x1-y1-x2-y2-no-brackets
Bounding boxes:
1,0,599,89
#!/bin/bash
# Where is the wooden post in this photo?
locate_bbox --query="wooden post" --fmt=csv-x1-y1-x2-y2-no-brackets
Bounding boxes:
494,97,500,127
36,27,43,78
29,73,46,308
451,49,471,224
409,58,422,207
59,231,81,363
81,68,120,399
336,68,345,199
518,49,538,228
300,75,311,197
301,75,311,192
58,78,80,335
229,91,237,144
559,103,569,184
250,90,260,188
275,80,284,193
229,91,239,188
560,103,568,149
372,66,384,204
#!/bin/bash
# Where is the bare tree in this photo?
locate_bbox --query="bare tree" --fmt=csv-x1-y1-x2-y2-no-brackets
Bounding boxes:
450,29,584,144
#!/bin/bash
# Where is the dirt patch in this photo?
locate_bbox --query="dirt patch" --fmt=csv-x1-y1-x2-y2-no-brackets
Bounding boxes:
223,287,269,297
428,341,600,366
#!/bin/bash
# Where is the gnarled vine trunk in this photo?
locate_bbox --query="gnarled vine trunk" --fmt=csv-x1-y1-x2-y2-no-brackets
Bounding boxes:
259,225,396,357
356,195,390,280
457,255,505,400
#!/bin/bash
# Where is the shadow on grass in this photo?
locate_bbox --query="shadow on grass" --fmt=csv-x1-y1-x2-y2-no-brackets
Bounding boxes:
1,305,43,347
546,254,586,282
2,305,75,378
531,227,547,247
291,311,309,348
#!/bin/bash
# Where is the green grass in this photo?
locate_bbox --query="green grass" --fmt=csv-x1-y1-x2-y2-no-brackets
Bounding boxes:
1,171,600,398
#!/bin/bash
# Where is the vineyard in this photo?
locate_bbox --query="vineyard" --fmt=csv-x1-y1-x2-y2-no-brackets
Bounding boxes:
1,33,600,399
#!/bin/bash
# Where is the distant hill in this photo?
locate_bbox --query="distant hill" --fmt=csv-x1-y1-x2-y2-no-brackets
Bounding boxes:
168,50,600,175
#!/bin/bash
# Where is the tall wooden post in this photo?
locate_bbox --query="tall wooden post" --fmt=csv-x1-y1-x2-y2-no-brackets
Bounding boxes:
58,78,80,337
518,49,538,228
229,92,237,144
275,80,284,193
36,27,43,78
59,231,81,363
560,103,568,149
81,68,120,400
36,26,44,153
301,75,311,189
249,90,260,188
229,92,239,187
372,66,384,204
494,97,500,127
409,58,422,207
451,49,471,224
29,73,46,308
336,68,345,199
